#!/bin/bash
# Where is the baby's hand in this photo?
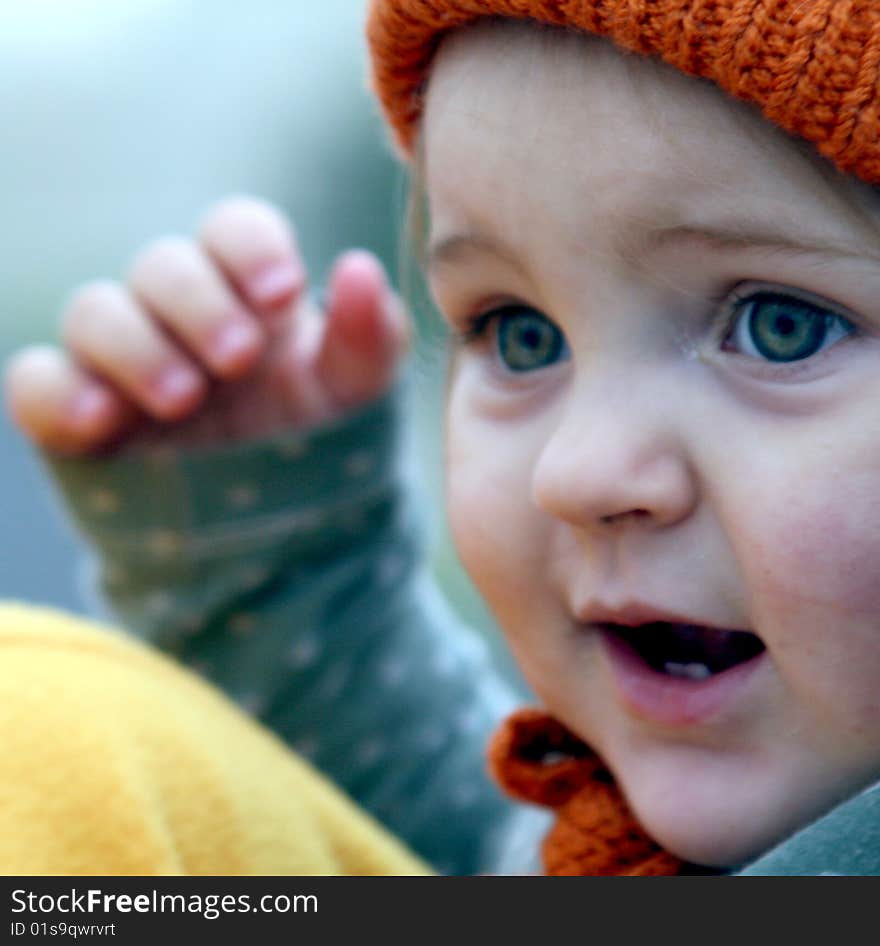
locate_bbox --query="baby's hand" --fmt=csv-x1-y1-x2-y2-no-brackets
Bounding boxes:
4,197,408,454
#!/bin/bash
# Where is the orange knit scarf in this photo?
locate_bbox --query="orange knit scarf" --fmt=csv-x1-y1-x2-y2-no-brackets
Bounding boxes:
488,708,702,876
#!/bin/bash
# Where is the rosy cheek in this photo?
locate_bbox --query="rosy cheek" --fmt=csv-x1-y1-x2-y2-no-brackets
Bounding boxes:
446,464,507,585
445,408,549,627
447,440,526,590
738,470,880,731
743,472,880,621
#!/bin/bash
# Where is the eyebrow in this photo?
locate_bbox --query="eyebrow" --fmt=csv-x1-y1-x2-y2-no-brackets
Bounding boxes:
642,223,880,264
426,232,526,275
426,220,880,279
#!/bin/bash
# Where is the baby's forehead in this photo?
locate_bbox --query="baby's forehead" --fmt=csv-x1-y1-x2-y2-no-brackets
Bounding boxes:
428,20,791,163
423,20,880,259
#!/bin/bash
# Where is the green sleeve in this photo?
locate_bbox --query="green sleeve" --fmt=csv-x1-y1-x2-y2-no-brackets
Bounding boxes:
43,387,538,876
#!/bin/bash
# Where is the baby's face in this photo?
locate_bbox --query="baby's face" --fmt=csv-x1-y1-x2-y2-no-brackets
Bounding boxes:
424,21,880,867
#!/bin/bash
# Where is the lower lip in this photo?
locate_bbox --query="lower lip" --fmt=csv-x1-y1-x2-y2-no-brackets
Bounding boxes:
598,627,766,727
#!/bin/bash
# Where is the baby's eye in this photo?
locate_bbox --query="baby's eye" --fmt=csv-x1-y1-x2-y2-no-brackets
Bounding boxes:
494,306,569,372
724,291,854,363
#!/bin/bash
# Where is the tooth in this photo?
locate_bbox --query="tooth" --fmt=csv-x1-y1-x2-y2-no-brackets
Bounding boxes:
663,661,712,681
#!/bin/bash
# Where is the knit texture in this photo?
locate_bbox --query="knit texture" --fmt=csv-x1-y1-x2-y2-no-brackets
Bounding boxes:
367,0,880,184
488,708,686,876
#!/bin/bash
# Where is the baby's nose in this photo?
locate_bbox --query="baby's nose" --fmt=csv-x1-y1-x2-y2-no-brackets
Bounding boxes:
531,387,698,532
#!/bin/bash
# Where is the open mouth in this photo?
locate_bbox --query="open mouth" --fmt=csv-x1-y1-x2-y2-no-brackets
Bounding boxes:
600,622,766,681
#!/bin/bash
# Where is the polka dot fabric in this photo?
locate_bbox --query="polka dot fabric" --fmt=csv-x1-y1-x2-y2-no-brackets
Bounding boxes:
44,387,532,875
366,0,880,185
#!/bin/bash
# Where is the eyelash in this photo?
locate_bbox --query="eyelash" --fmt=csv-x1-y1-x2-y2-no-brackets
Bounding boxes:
716,284,858,363
455,308,501,345
452,285,859,359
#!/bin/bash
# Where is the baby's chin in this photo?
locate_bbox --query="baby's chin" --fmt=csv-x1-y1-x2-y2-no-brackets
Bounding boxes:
631,795,774,869
607,748,819,869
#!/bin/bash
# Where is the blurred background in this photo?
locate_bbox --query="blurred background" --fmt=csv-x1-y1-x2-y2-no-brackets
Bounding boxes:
0,0,512,669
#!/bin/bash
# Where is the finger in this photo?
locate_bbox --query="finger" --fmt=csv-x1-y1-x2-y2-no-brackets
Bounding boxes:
4,346,134,454
62,281,206,421
265,294,338,427
128,236,264,378
198,196,307,317
313,250,410,412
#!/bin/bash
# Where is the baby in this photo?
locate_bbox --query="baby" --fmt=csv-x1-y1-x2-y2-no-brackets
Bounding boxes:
7,0,880,874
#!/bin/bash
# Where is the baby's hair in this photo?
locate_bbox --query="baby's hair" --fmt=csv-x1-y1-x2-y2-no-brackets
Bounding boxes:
398,130,449,385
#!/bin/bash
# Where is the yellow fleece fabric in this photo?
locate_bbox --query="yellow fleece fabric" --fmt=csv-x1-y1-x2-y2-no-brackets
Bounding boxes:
0,602,431,876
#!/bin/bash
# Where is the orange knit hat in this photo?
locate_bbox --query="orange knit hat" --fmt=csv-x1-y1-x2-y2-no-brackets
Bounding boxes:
366,0,880,184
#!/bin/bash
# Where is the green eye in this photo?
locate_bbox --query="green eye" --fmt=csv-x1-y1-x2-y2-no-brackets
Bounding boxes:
496,307,569,372
729,292,853,363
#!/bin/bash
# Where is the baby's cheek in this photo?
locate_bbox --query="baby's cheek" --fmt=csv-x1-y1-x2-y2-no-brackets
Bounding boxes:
744,470,880,618
445,417,548,623
739,467,880,733
446,464,509,584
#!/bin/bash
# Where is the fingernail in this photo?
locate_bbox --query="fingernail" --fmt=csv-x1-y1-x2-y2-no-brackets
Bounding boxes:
70,386,110,428
211,321,261,370
343,248,384,278
153,365,203,406
246,260,304,308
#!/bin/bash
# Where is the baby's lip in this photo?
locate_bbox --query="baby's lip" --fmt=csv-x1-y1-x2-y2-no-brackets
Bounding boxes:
573,599,747,633
574,599,765,681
